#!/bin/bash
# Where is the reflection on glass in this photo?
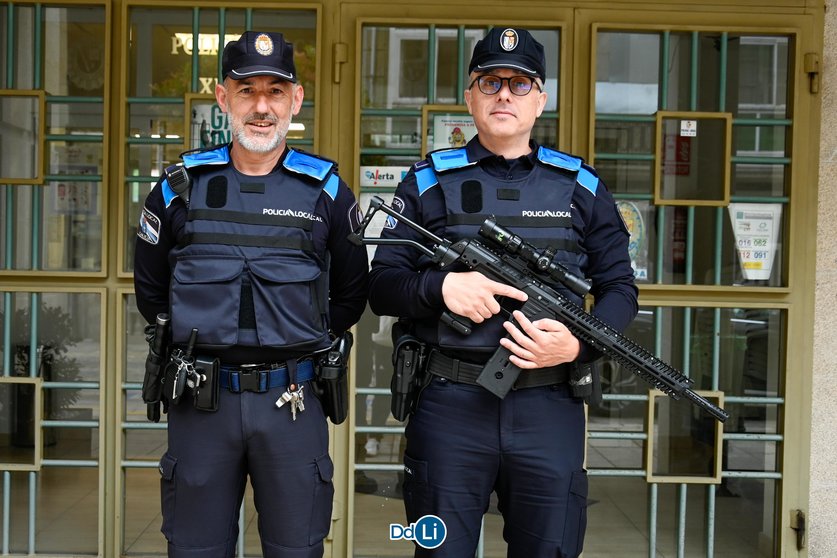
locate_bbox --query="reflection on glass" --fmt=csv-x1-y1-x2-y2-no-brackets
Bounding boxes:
595,121,654,155
0,383,37,466
128,103,184,140
1,291,101,386
2,468,99,554
0,95,41,181
657,116,728,205
587,437,644,469
127,144,184,177
362,26,560,112
43,426,99,460
128,9,195,98
123,468,166,555
596,32,659,114
43,7,106,97
649,391,722,481
43,181,103,271
596,160,653,196
734,124,787,158
361,116,421,150
48,103,104,137
591,306,783,435
731,36,789,119
361,27,430,108
664,33,694,112
531,119,559,149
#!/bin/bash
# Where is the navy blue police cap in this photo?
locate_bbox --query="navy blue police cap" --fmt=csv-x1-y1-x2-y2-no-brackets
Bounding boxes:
468,28,546,81
222,31,297,82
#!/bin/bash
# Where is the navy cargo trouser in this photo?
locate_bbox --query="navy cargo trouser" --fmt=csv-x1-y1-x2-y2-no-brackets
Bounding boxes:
403,377,588,558
159,380,333,558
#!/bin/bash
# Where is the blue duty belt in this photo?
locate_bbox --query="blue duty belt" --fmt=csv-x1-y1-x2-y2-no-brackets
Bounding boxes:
220,360,315,393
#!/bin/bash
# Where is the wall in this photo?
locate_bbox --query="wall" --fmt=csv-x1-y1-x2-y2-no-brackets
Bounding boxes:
812,1,837,555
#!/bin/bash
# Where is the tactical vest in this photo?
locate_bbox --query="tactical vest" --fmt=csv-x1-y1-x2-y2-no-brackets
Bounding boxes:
165,145,339,353
413,146,599,352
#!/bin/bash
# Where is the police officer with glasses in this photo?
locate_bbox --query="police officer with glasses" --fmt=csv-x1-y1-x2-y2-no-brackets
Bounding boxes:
134,30,368,558
368,27,638,557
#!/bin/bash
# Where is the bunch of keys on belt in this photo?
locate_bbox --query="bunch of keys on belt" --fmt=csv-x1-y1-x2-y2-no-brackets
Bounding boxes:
276,385,305,420
170,329,201,404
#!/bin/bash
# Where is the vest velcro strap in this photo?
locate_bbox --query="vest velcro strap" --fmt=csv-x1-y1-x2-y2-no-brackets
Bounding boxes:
182,233,314,251
429,148,473,171
536,146,582,171
283,149,333,181
188,209,314,231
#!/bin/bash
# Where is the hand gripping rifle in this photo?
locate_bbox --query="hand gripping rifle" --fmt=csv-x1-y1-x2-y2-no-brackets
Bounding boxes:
349,196,729,423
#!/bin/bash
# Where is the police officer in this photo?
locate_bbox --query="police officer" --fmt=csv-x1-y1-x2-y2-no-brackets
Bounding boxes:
368,27,638,557
134,31,368,558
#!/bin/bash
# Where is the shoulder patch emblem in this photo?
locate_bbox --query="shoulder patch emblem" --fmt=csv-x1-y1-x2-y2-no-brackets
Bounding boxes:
385,196,405,229
348,201,363,233
138,207,161,245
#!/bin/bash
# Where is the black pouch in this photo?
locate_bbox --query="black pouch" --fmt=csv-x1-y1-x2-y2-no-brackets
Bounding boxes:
193,356,220,412
570,361,601,406
312,332,352,424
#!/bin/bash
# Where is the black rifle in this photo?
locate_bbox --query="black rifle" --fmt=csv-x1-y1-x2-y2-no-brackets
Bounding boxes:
349,196,729,423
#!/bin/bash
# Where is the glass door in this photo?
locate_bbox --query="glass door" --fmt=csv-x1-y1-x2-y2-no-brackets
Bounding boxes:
338,6,573,557
575,8,818,557
339,4,818,558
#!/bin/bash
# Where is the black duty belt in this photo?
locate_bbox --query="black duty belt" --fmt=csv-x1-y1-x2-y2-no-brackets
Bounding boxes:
426,350,570,390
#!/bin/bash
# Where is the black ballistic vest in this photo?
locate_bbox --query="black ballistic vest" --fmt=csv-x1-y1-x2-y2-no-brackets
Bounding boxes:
167,146,335,353
414,146,591,353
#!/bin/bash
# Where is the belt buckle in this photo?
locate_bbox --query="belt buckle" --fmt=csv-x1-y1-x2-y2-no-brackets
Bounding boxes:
237,364,267,393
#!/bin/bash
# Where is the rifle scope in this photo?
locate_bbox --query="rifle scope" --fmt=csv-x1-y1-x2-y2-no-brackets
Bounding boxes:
479,218,591,298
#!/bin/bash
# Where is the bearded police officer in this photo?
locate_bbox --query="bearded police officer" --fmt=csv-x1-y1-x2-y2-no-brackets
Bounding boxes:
134,31,368,558
368,27,638,557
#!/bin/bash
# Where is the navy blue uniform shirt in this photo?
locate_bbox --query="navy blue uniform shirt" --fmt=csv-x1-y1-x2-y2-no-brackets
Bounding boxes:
134,146,369,363
368,137,638,363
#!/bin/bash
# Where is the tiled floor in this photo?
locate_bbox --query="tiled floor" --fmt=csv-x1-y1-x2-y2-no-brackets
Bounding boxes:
0,382,776,558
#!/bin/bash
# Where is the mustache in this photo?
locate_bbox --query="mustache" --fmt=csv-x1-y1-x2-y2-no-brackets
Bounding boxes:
243,113,279,124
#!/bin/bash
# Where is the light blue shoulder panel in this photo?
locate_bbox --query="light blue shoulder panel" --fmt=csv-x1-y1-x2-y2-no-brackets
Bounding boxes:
537,146,582,172
415,166,439,196
283,149,333,181
182,144,230,168
323,174,340,201
577,167,599,195
161,178,178,208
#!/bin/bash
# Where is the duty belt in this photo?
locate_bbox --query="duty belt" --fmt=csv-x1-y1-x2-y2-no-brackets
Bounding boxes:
426,350,570,390
220,360,315,393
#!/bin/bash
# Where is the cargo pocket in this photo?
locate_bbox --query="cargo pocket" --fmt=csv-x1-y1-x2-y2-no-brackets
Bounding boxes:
158,453,178,540
171,256,244,346
249,256,329,348
309,454,335,545
402,453,430,524
561,469,589,557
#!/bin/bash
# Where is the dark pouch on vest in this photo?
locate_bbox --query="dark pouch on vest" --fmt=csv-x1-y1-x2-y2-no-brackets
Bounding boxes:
313,332,352,424
193,356,220,412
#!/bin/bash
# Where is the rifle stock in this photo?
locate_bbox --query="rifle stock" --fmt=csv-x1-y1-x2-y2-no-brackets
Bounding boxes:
352,196,729,423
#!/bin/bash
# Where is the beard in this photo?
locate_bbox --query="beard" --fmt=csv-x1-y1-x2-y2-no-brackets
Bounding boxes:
227,106,293,154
